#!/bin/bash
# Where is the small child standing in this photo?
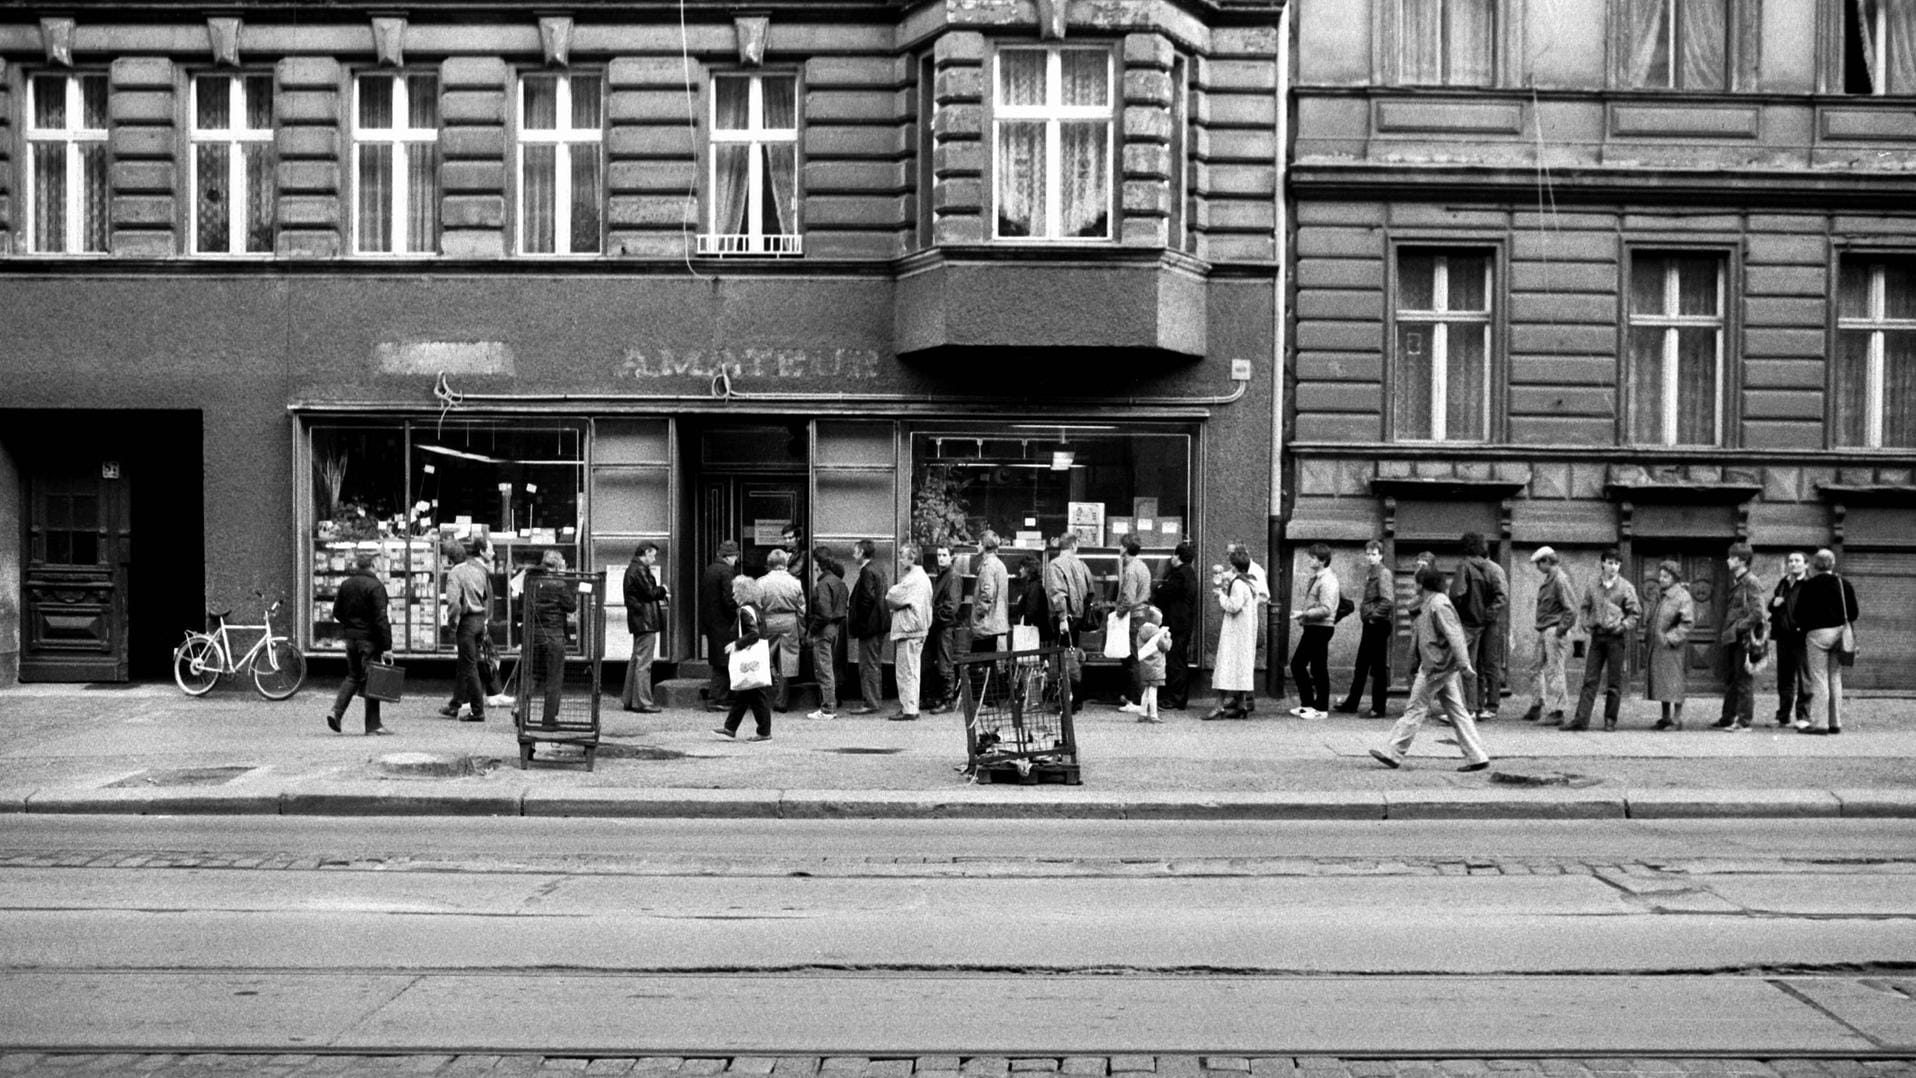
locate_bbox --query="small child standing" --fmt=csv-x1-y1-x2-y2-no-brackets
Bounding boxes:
1135,605,1171,724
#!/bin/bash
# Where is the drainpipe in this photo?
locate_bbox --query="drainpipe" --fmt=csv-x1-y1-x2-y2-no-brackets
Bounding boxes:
1266,0,1292,701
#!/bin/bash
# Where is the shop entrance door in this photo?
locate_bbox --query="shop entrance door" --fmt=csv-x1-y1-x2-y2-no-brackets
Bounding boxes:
20,457,132,682
699,478,806,581
1632,545,1728,693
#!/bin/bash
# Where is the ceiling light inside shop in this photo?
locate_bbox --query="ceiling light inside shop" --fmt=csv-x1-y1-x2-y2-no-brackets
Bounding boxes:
1051,450,1075,471
417,443,504,464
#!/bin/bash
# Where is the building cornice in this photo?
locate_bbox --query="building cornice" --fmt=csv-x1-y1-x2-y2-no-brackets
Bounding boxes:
1287,162,1916,207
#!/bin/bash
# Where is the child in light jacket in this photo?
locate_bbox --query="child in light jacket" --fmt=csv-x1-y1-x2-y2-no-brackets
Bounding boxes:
1135,605,1172,724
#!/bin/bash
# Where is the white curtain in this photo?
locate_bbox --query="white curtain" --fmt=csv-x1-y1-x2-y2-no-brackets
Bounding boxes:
569,144,602,253
357,144,392,252
1679,0,1727,90
1447,0,1495,85
711,80,751,234
523,145,556,253
1059,122,1108,238
995,53,1045,237
1400,0,1443,83
1619,0,1672,87
406,146,436,253
761,77,797,237
1858,0,1916,93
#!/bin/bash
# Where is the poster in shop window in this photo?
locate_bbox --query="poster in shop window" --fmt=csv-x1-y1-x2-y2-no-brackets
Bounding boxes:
1068,502,1105,548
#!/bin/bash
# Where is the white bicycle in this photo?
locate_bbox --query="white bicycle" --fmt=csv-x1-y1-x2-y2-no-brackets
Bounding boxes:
172,593,307,700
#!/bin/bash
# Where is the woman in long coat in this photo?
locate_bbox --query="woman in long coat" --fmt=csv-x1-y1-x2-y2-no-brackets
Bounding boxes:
1208,547,1259,719
1646,560,1695,730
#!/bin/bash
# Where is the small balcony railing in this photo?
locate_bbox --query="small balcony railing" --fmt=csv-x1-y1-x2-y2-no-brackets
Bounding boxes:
695,233,803,257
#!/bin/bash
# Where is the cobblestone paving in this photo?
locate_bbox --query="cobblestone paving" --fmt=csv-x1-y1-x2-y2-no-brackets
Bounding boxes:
4,850,1916,878
0,1054,1911,1077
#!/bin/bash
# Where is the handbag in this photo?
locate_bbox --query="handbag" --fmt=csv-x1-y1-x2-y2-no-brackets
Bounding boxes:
1834,573,1858,668
1010,623,1041,652
364,660,406,703
1102,610,1132,659
728,637,772,691
1334,595,1355,623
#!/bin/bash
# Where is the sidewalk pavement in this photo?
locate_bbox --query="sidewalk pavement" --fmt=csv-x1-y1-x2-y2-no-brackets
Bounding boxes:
1,681,1913,820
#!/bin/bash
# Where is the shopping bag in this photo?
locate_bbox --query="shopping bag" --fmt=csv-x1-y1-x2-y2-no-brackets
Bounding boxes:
728,639,772,690
1010,623,1041,652
1103,611,1132,659
364,661,406,703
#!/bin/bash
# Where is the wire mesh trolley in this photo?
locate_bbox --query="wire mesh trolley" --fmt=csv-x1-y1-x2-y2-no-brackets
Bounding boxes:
509,569,605,770
952,645,1081,785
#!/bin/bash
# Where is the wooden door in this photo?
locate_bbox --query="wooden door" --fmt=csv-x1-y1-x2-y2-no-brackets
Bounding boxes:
696,475,805,658
20,459,131,682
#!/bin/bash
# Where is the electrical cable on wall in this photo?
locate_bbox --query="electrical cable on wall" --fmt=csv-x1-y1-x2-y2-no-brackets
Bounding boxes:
677,0,711,281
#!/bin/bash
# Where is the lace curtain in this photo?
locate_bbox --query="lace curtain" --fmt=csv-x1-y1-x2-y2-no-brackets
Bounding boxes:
1856,0,1916,94
1618,0,1726,89
995,52,1045,237
1399,0,1494,86
711,79,751,235
761,77,797,237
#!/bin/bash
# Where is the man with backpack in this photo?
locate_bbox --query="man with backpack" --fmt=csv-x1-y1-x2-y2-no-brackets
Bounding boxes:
1449,532,1509,721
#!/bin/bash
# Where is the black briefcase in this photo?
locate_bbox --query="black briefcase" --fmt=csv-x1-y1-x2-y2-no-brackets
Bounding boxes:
365,661,406,703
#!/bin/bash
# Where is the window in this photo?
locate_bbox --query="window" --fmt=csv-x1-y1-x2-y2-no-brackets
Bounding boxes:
518,73,603,255
1617,0,1731,90
353,73,439,255
1396,0,1496,85
190,74,276,255
993,46,1112,241
25,73,108,254
1835,257,1916,448
1393,249,1493,442
1840,0,1916,94
703,73,799,256
1627,253,1725,446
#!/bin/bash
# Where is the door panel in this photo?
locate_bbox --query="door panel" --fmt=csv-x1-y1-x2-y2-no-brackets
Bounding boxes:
21,459,130,682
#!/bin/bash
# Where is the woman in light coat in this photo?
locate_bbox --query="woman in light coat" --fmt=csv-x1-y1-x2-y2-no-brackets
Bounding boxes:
1207,548,1258,719
1646,560,1695,730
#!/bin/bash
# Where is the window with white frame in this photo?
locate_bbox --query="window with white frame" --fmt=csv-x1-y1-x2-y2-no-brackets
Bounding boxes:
1396,0,1496,86
993,46,1113,241
1835,256,1916,448
1616,0,1733,90
703,73,799,256
1627,253,1726,446
353,72,439,255
1839,0,1916,95
191,73,276,255
518,73,603,255
25,73,108,254
1393,249,1493,442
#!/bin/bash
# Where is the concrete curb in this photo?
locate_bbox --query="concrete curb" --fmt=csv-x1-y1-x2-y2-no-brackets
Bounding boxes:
9,785,1916,819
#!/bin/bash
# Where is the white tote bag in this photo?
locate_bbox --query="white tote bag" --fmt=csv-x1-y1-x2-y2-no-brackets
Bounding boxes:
727,638,772,691
1103,610,1132,659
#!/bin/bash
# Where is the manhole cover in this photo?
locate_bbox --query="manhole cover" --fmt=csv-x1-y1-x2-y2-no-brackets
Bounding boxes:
820,747,906,755
594,744,689,761
107,766,256,788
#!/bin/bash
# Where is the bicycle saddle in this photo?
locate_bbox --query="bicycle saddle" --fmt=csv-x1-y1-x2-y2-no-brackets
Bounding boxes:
207,609,232,621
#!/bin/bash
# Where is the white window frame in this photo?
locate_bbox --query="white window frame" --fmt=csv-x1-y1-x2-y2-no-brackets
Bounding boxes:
516,72,603,256
1394,251,1494,443
189,73,275,257
701,72,801,257
990,45,1115,243
1837,259,1915,448
1630,255,1726,447
23,72,109,255
351,72,438,257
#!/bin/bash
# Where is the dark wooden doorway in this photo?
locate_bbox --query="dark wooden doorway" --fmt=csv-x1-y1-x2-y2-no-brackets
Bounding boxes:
1632,544,1729,692
20,457,131,682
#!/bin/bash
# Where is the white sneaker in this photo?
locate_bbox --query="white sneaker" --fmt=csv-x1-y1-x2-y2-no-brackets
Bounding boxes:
806,708,836,720
1299,708,1327,721
1118,702,1145,714
1288,706,1313,718
485,694,515,708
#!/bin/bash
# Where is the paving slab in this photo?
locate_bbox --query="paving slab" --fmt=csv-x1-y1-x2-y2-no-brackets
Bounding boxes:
1625,790,1843,820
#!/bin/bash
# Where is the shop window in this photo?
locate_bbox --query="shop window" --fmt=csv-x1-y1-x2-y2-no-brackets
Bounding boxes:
306,420,584,653
910,427,1191,554
701,73,800,256
1613,0,1755,91
25,72,108,254
1393,0,1496,86
190,73,276,255
1834,255,1916,448
1627,252,1726,447
1837,0,1916,94
1392,248,1493,443
353,72,439,255
517,72,604,255
992,46,1113,241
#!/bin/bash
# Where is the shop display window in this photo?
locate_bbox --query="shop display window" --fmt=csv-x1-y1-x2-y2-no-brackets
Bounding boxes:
306,420,584,654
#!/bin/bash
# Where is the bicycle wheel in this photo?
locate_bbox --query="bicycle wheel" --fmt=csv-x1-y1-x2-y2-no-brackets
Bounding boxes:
173,636,222,696
251,639,307,700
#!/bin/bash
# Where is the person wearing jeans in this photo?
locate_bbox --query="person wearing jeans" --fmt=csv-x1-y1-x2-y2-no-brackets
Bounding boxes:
1795,548,1859,735
1567,549,1640,732
441,537,493,723
847,539,892,715
621,542,666,714
1521,545,1576,725
1370,563,1490,772
806,547,848,719
1768,551,1812,728
1335,540,1394,717
1287,542,1339,718
1711,542,1768,731
326,550,393,736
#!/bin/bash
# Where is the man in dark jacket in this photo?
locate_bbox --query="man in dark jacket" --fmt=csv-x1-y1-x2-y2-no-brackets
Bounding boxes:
1151,541,1199,710
1768,550,1811,728
622,542,667,713
1336,539,1395,717
806,546,850,720
1712,541,1768,731
846,539,892,715
926,544,966,714
529,550,579,728
326,550,394,736
700,540,742,711
1449,532,1509,720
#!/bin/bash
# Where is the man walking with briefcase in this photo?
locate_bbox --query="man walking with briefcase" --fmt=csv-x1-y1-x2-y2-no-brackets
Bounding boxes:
326,550,395,736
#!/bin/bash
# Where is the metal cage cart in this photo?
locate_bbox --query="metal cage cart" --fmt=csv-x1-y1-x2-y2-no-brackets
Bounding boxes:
953,645,1081,785
509,569,605,770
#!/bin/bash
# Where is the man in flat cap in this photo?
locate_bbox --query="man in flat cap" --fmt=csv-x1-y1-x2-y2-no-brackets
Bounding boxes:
1520,545,1576,726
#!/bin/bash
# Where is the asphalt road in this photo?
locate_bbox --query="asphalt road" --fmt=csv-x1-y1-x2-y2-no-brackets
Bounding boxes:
2,817,1913,1056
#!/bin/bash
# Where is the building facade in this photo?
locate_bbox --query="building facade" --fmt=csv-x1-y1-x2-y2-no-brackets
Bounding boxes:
0,0,1283,685
1286,0,1916,695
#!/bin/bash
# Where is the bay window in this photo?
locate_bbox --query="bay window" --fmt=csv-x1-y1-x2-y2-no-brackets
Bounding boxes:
993,46,1113,241
1627,253,1726,447
190,73,276,255
25,73,108,254
353,72,439,255
518,73,604,255
1835,256,1916,448
703,73,799,256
